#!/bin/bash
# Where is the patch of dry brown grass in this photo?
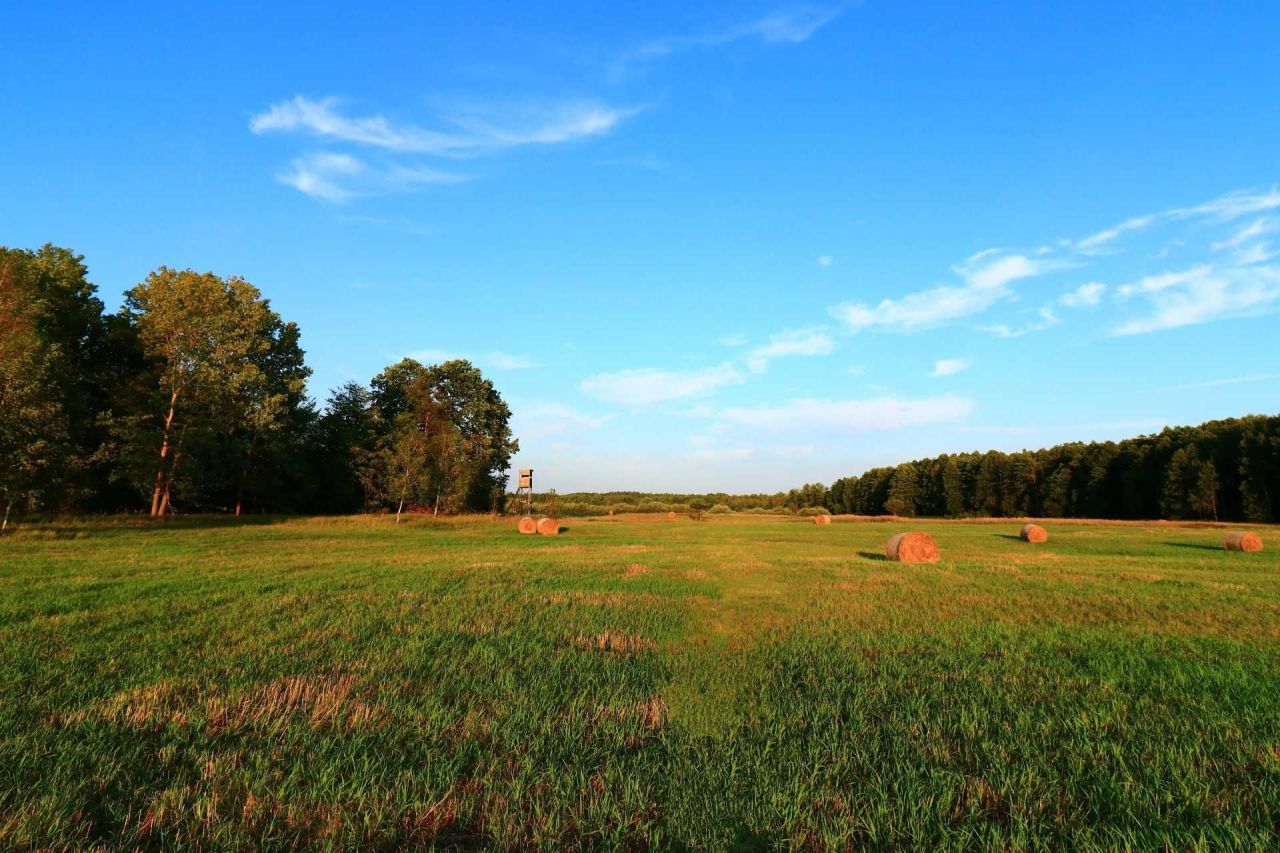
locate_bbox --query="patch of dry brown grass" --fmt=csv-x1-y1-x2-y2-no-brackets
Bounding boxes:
1118,572,1164,582
544,591,660,608
572,631,656,654
81,680,199,729
207,674,383,734
596,695,669,730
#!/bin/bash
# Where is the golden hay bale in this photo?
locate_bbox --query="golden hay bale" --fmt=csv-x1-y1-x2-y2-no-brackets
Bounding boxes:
536,517,560,536
814,514,832,525
667,511,677,520
884,532,940,564
1224,531,1263,552
517,517,537,535
1020,523,1048,544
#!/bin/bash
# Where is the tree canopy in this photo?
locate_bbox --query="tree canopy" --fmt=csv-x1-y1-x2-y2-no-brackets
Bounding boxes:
1,244,519,522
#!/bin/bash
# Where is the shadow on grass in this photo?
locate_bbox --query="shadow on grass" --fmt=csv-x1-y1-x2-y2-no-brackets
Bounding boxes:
6,515,290,540
1164,542,1225,552
856,551,888,561
994,534,1024,541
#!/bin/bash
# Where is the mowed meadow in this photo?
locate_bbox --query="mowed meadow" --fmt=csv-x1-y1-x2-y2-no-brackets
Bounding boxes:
2,515,1279,849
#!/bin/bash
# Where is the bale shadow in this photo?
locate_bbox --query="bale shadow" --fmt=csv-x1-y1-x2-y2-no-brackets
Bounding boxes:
994,534,1023,541
856,551,888,561
1165,542,1225,552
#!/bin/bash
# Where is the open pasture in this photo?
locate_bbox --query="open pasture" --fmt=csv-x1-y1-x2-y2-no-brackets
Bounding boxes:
2,515,1279,849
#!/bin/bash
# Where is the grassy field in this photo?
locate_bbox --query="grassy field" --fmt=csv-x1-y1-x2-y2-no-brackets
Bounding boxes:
2,514,1278,850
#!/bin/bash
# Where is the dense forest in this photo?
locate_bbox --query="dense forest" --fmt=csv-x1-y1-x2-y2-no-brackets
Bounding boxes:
4,243,1277,526
823,414,1280,522
0,244,516,526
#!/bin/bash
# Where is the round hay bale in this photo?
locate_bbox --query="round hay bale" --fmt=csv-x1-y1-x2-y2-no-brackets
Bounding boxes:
666,511,677,520
536,517,560,536
885,532,939,564
517,516,537,535
1020,523,1048,544
814,514,832,525
1224,531,1263,552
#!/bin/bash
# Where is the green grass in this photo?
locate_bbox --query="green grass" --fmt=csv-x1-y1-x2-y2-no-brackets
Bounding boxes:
2,514,1279,849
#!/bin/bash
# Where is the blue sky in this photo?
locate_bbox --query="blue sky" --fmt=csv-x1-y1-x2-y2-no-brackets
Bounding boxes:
4,1,1279,492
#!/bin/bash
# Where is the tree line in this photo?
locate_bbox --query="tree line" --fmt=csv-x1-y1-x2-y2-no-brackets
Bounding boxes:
824,415,1279,522
545,417,1278,522
0,244,516,526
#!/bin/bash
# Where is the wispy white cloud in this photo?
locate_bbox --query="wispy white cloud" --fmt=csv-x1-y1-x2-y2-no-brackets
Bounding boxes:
253,95,635,156
829,251,1068,333
1165,372,1280,391
277,152,467,201
580,363,745,406
716,333,747,347
1209,218,1280,265
930,358,971,377
954,252,1070,290
1211,218,1275,251
829,187,1280,340
1170,187,1280,222
719,395,974,432
978,306,1060,338
1057,282,1107,308
276,152,363,201
746,326,833,372
1069,188,1280,252
253,95,639,199
512,402,615,439
1112,263,1280,335
1071,215,1156,254
830,284,995,333
734,5,845,42
1232,242,1280,265
617,4,843,72
817,255,833,267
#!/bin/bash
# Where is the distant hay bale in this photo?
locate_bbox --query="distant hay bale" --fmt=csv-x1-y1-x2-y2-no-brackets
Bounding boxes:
885,532,939,564
536,517,560,536
814,514,832,525
517,517,537,535
1224,531,1263,552
1020,523,1048,543
666,511,677,520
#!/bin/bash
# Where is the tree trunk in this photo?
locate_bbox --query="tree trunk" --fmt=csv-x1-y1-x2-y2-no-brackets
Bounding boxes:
433,493,440,517
158,433,187,518
150,389,180,517
1,501,11,534
396,497,404,524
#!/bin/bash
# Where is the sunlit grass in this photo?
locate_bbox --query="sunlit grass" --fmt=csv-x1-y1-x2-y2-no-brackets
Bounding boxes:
2,514,1278,848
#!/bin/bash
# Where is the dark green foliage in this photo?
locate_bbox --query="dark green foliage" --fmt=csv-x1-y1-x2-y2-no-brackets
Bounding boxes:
1,244,516,521
829,416,1280,521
